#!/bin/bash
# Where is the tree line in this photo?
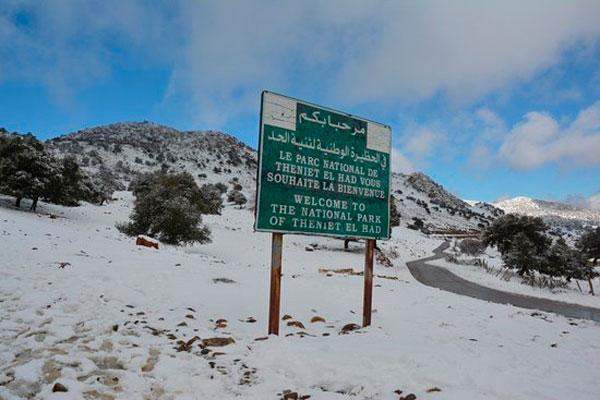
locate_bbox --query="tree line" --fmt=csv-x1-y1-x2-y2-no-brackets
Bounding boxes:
0,132,120,211
0,130,250,246
481,214,600,294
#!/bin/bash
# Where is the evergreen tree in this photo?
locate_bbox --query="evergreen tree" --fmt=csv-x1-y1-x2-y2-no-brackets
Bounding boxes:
563,247,599,295
501,232,546,276
540,237,572,278
576,227,600,266
198,184,224,215
45,156,89,206
483,214,550,256
0,134,57,211
214,182,228,194
118,171,211,245
227,189,247,207
86,167,123,205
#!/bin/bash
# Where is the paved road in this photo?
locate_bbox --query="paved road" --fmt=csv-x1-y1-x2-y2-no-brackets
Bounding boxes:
406,242,600,323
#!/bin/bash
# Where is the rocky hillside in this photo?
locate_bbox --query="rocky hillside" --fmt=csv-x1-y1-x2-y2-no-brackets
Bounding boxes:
392,172,502,232
42,121,500,232
46,122,257,194
494,196,600,238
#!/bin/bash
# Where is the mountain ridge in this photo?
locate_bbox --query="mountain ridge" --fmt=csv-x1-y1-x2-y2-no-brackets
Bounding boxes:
6,121,503,232
494,195,600,238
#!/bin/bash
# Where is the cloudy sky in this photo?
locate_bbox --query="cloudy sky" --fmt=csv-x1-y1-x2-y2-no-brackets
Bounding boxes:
1,0,599,203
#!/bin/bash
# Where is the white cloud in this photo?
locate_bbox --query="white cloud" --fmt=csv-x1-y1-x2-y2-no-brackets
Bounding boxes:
499,102,600,169
589,193,600,210
0,1,179,105
336,1,600,105
476,108,505,131
1,1,600,124
391,148,415,174
405,127,442,158
467,143,495,171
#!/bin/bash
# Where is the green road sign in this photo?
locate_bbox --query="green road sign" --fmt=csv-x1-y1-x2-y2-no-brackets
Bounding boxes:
255,91,392,240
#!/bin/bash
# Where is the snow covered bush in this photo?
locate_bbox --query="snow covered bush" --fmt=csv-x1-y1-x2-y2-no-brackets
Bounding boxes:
0,133,59,211
483,215,597,292
407,217,426,232
118,171,211,245
227,189,247,207
44,156,90,206
214,182,228,194
198,184,224,215
85,167,124,205
577,227,600,266
483,214,551,276
390,197,400,228
501,232,547,276
0,133,117,210
458,238,486,256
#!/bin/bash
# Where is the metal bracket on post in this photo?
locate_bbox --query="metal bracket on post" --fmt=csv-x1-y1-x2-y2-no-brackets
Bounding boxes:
363,239,375,327
268,233,283,335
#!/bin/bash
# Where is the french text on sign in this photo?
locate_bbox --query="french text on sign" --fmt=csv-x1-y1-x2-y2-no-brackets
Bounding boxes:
255,91,392,240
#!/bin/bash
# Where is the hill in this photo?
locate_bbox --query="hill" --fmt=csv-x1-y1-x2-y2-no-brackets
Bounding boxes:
42,121,502,232
494,196,600,238
46,122,257,193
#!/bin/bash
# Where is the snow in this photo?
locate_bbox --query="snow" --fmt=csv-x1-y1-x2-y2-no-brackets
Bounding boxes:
2,193,600,399
390,174,499,232
494,196,600,226
432,245,600,308
46,122,505,233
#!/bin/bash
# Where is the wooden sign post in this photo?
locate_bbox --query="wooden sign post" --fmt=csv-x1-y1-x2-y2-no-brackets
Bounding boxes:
268,233,283,335
362,239,375,327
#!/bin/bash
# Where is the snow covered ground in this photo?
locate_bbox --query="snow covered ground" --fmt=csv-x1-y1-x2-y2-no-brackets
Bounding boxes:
432,247,600,308
1,193,600,399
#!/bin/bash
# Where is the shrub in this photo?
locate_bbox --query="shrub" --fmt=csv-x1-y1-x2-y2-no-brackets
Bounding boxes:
576,227,600,265
483,214,550,256
214,182,227,194
0,134,59,211
227,189,247,207
198,184,224,215
390,197,400,228
483,214,553,276
458,238,486,256
44,156,90,207
85,167,123,205
118,171,211,245
501,232,546,276
407,217,425,231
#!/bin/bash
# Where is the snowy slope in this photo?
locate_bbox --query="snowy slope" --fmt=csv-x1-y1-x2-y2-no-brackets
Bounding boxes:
494,196,600,238
494,196,600,224
46,122,258,196
1,195,600,399
42,122,503,232
391,173,502,232
435,244,600,308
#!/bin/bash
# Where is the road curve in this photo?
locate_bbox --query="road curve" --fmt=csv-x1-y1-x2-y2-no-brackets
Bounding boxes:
406,242,600,323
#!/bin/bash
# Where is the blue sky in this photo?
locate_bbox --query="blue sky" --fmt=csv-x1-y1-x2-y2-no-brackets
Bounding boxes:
1,1,599,203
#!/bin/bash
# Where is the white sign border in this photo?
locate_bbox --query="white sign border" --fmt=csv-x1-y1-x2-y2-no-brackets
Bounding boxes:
254,90,393,241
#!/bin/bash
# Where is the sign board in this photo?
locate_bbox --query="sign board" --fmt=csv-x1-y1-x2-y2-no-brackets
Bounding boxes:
255,91,392,240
